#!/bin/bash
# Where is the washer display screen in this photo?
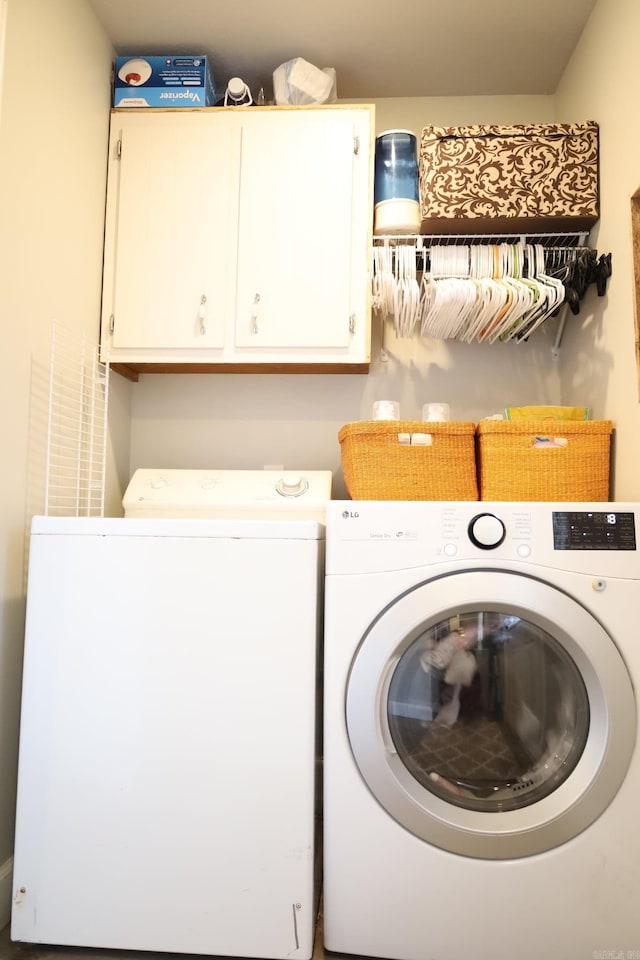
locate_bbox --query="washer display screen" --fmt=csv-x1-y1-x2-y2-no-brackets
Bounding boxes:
553,511,636,550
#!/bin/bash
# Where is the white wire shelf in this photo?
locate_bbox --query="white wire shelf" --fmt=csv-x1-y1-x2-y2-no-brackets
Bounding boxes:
44,320,109,517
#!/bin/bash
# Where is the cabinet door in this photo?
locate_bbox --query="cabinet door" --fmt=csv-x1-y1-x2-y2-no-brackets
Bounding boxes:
105,113,239,351
234,110,368,352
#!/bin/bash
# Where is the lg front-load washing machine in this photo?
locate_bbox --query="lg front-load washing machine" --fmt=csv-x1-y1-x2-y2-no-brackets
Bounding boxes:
323,500,640,960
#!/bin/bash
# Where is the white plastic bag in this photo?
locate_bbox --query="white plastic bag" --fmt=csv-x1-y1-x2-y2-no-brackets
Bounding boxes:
272,57,337,105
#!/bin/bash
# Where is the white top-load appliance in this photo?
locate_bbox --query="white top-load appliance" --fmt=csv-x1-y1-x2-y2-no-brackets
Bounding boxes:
12,469,331,959
122,467,332,520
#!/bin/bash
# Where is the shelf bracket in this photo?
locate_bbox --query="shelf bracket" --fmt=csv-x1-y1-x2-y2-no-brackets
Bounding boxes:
551,303,570,361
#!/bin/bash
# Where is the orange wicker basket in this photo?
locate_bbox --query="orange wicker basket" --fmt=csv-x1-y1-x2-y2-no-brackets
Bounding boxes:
476,419,613,501
338,420,478,501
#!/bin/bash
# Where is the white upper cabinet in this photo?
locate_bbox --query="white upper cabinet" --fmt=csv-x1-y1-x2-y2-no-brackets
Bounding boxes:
100,106,374,375
234,110,361,351
104,112,239,352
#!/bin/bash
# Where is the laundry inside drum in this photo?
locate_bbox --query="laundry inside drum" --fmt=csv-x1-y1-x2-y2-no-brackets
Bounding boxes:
386,611,590,813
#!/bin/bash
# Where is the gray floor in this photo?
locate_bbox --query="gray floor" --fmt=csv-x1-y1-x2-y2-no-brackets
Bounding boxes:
0,911,332,960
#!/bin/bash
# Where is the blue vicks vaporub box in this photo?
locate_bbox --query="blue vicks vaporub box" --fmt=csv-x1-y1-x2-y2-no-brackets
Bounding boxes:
114,55,216,108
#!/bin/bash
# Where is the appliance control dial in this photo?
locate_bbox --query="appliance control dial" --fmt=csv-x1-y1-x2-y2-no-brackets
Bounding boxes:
275,474,309,498
468,513,506,550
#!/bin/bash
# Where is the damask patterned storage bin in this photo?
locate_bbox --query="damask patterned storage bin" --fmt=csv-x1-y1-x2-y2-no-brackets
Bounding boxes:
419,122,599,234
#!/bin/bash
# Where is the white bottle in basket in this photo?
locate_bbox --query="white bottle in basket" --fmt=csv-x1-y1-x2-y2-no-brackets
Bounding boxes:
372,400,400,420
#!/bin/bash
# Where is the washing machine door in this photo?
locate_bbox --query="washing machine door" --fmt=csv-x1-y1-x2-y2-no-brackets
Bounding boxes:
346,569,636,859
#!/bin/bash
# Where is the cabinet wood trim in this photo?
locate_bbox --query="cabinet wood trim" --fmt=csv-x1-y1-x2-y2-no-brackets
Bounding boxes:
111,361,370,382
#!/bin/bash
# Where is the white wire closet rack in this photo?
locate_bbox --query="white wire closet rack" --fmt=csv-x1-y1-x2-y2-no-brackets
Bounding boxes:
373,231,590,247
371,231,598,357
44,320,110,517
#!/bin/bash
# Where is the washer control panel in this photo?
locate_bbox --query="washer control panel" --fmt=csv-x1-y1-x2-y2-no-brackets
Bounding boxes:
123,469,332,520
327,500,640,577
552,510,637,550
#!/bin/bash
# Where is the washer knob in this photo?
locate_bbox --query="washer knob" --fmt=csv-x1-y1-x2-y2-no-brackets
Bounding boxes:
275,474,309,498
150,477,167,490
468,513,506,550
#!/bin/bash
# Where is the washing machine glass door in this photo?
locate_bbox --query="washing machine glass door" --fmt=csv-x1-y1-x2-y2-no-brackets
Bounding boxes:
346,570,636,859
388,610,590,813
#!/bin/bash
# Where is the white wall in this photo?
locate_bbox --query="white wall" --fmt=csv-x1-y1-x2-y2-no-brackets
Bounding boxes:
129,94,570,498
0,0,7,123
555,0,640,499
0,0,123,923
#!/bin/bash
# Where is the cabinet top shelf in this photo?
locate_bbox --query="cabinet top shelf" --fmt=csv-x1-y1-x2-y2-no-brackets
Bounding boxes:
111,103,376,115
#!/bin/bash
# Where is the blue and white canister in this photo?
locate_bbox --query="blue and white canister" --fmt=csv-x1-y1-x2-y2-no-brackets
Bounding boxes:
373,129,421,235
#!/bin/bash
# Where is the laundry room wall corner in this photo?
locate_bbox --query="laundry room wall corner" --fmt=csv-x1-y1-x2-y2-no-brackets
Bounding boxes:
0,0,114,922
105,372,133,518
554,0,640,499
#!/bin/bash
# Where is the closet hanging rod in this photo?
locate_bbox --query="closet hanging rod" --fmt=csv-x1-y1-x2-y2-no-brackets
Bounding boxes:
373,231,590,248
